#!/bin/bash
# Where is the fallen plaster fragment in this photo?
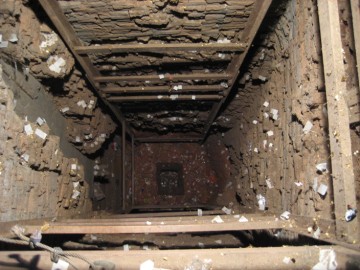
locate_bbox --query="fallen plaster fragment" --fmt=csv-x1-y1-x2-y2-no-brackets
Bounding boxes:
21,153,30,162
282,257,291,264
316,163,328,173
73,182,79,189
270,109,278,121
71,164,77,171
313,227,321,239
267,130,274,137
140,259,154,270
51,259,69,270
158,74,165,79
197,209,203,216
77,100,87,108
198,242,205,248
36,117,45,126
265,178,273,189
0,40,9,48
47,56,66,74
269,143,273,148
24,124,34,135
313,177,318,191
233,215,240,219
192,95,196,100
280,211,291,220
222,206,231,215
123,244,129,251
254,147,259,153
211,215,224,224
294,181,303,187
170,94,178,100
312,249,337,270
239,216,248,222
143,245,149,250
252,120,258,124
146,221,152,225
263,101,269,107
345,208,357,222
35,128,47,140
40,31,58,50
264,112,269,118
256,194,266,211
303,120,313,134
71,190,80,200
215,240,222,244
8,33,18,43
258,75,267,82
317,183,328,196
60,107,69,113
220,82,228,88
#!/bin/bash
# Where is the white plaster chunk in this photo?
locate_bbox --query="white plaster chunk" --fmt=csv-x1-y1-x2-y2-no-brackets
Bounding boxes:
222,206,231,215
215,240,222,244
47,56,66,74
220,82,228,88
36,117,45,126
303,120,313,134
71,190,80,200
280,211,291,220
263,101,269,107
267,130,274,137
71,164,77,171
170,94,178,100
51,259,69,270
264,112,269,118
8,33,18,43
313,177,318,191
313,227,321,239
192,95,196,100
123,244,129,251
60,107,69,113
0,40,9,48
73,182,79,188
316,162,328,173
263,140,267,148
21,153,30,162
157,95,163,99
294,181,303,187
312,249,337,270
252,120,258,124
40,31,58,50
145,221,152,225
197,209,203,216
256,194,266,211
345,208,357,222
140,260,154,270
254,147,258,153
317,183,328,196
258,75,267,82
265,178,273,189
35,128,47,140
77,100,87,108
283,257,291,264
238,216,248,223
24,124,33,135
211,215,224,224
158,74,165,79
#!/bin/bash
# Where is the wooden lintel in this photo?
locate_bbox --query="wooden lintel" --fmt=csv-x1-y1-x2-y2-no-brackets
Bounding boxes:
94,73,230,83
101,85,225,94
74,42,246,54
202,0,273,141
134,137,202,143
318,0,359,242
107,95,222,102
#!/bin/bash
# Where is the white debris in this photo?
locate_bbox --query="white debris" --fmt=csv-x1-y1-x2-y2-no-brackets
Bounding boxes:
312,249,337,270
146,221,152,225
71,164,77,171
47,56,66,74
220,82,228,88
73,182,79,188
77,100,87,108
217,38,231,43
280,211,291,220
282,257,291,264
8,33,18,43
35,128,47,140
263,101,269,107
254,147,259,153
313,177,318,191
170,94,178,100
238,216,249,223
71,190,80,200
258,75,267,82
24,124,34,135
269,143,273,148
264,112,269,118
158,74,165,79
36,117,46,126
140,259,154,270
123,244,129,251
0,40,9,48
60,107,69,113
256,194,266,211
211,215,224,224
192,95,196,100
345,208,357,222
198,242,205,248
218,53,226,59
40,31,58,50
313,227,321,239
0,34,2,42
317,183,328,196
214,240,222,244
51,259,69,270
270,108,278,119
303,121,313,134
222,206,231,215
252,120,258,124
142,245,149,250
263,140,267,148
316,163,328,173
267,130,274,137
294,181,303,187
265,178,273,189
21,153,30,162
197,209,203,216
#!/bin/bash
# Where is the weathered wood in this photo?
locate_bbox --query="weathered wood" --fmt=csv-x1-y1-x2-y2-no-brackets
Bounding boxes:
101,85,224,94
107,95,222,102
318,0,359,242
350,0,360,91
202,0,273,140
131,135,135,208
1,246,353,270
75,42,247,54
134,137,202,143
121,121,126,212
94,73,230,83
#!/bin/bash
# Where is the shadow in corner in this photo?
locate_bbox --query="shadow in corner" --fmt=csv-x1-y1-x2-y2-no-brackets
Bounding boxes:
0,254,41,270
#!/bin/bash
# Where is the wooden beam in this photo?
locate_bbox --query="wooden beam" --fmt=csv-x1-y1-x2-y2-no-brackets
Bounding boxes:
202,0,273,140
38,0,134,136
131,135,135,208
94,73,230,83
318,0,359,243
121,121,126,212
107,95,222,102
350,0,360,90
101,85,225,94
135,137,202,143
1,246,353,270
75,42,247,54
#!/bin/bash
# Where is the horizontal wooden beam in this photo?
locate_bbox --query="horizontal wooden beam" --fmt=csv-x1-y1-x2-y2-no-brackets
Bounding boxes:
74,42,246,54
101,85,225,94
1,246,355,270
107,94,222,102
134,137,203,143
94,73,230,83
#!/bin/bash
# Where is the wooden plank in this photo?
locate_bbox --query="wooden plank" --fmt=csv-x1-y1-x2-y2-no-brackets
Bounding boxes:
202,0,273,140
318,0,359,243
101,85,225,94
121,121,126,212
350,0,360,91
107,95,222,102
135,137,202,143
0,246,350,270
131,135,135,208
75,42,247,54
94,73,230,83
